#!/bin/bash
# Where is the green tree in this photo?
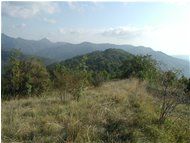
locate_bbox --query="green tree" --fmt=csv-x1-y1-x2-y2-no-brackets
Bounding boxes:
77,55,88,72
2,53,50,98
120,55,158,81
90,71,110,87
2,49,22,97
21,58,50,95
179,76,190,94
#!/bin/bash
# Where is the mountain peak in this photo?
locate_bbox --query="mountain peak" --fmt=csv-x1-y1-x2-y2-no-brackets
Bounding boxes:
1,33,7,37
39,38,51,43
2,33,14,39
17,37,23,40
80,41,92,45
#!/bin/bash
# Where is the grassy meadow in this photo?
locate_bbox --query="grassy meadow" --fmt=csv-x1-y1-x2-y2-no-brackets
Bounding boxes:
2,79,190,143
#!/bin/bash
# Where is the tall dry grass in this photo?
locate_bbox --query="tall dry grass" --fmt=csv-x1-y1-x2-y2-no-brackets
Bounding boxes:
2,79,190,143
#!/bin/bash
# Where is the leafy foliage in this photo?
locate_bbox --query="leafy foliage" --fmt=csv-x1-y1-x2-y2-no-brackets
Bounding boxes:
21,58,50,95
58,48,133,79
2,50,50,98
120,55,159,81
2,49,22,97
51,64,89,101
179,76,190,96
90,71,110,87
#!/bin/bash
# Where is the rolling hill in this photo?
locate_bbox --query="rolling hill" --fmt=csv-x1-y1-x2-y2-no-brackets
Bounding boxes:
58,48,133,76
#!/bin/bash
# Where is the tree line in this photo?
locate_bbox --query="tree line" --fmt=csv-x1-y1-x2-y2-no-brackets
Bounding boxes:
2,49,190,102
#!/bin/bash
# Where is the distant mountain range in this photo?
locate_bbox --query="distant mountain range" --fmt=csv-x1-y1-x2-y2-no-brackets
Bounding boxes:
1,33,190,77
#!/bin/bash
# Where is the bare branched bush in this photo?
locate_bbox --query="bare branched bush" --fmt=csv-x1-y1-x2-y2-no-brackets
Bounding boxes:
158,71,186,124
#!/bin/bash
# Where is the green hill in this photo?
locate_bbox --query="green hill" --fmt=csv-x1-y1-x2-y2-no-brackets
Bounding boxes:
49,48,133,77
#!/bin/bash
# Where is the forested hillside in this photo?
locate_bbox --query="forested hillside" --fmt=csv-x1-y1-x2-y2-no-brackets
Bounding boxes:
48,49,133,78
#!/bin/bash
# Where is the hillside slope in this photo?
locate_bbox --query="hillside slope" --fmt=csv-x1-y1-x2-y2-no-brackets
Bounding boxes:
2,79,190,142
57,48,133,76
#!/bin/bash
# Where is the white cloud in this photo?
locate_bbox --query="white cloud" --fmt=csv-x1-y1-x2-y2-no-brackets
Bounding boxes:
59,28,65,34
2,2,59,18
67,2,88,12
59,28,94,35
43,18,56,24
100,24,190,55
143,24,190,55
102,26,143,39
67,2,77,10
12,23,27,29
59,28,77,35
57,25,188,55
67,2,100,12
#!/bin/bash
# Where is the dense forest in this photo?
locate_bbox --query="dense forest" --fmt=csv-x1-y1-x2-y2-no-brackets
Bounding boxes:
2,48,190,142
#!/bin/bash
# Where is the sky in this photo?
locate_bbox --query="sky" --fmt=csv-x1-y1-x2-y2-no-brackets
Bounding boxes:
1,1,190,55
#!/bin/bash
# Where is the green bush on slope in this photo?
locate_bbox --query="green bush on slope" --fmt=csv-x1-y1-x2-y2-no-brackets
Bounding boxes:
2,50,50,98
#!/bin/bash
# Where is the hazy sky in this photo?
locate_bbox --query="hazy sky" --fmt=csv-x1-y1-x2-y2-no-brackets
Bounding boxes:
2,1,190,55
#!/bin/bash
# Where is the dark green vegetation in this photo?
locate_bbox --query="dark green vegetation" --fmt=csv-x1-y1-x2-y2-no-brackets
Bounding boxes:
2,48,190,106
50,49,133,79
2,50,50,98
1,44,190,142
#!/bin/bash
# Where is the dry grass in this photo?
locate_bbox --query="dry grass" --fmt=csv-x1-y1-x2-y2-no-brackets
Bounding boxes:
2,79,190,143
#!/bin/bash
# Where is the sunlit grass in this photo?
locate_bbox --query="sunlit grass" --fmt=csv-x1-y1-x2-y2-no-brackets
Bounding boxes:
2,79,190,143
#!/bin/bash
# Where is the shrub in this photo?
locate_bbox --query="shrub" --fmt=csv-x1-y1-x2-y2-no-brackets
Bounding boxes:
90,71,109,87
52,65,89,101
156,71,187,124
2,51,50,98
21,58,50,95
120,55,158,82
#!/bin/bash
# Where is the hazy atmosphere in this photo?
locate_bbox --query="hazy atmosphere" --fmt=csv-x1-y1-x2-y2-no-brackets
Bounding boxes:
2,1,190,55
